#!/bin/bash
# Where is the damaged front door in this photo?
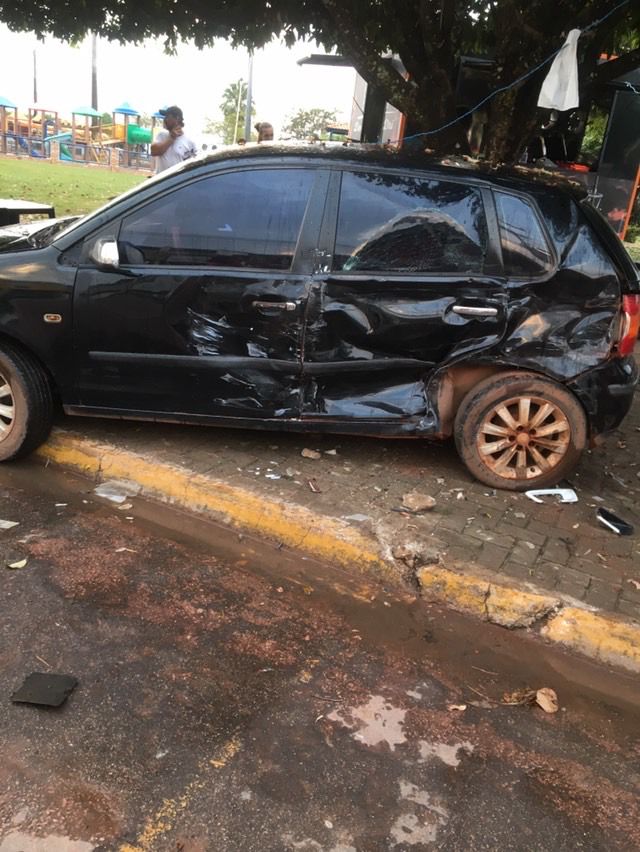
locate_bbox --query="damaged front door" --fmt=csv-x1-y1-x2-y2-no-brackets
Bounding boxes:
73,167,320,420
302,169,507,433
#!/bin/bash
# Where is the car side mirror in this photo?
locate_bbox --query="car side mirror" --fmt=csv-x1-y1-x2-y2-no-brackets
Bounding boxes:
89,238,120,270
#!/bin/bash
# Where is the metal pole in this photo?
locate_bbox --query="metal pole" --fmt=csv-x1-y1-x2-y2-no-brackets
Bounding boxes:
91,33,98,113
233,81,243,143
244,53,254,141
33,48,38,104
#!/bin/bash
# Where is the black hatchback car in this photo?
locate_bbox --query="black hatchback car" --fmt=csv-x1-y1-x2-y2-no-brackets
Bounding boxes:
0,146,637,490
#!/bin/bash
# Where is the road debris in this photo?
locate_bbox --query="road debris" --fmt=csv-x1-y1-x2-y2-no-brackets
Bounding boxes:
525,488,578,504
6,558,27,570
627,579,640,590
301,448,321,460
94,480,134,504
535,688,559,714
502,687,559,713
0,519,19,530
596,508,634,536
307,479,322,493
11,672,78,707
344,514,371,522
447,704,467,712
324,449,338,456
401,491,436,512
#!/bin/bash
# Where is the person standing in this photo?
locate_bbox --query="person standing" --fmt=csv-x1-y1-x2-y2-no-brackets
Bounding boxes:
255,122,274,143
151,105,198,173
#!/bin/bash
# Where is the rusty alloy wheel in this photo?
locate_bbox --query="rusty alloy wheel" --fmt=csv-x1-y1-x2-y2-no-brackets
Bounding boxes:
477,395,570,481
0,373,16,442
454,372,587,491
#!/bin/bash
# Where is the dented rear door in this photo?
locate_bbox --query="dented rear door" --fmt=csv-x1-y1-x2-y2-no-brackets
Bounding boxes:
301,168,507,430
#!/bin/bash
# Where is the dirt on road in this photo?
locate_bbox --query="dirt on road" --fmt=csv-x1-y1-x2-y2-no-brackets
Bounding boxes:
0,463,638,852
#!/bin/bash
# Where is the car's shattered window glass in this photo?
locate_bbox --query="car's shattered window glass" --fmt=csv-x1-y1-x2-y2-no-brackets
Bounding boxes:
334,172,487,274
495,192,553,277
118,169,313,270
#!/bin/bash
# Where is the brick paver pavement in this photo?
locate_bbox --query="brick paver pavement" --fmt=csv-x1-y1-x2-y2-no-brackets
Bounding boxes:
56,386,640,622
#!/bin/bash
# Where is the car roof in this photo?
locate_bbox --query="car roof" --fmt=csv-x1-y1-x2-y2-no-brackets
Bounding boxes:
180,142,588,200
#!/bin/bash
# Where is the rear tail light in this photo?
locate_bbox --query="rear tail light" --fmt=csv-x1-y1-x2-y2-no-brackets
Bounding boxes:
619,294,640,356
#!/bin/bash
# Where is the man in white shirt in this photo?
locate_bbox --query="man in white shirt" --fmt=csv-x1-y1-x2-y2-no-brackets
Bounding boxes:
151,105,198,173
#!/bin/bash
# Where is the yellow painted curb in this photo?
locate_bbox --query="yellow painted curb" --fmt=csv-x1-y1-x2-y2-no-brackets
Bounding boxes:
37,430,392,579
417,565,560,629
36,429,640,672
543,608,640,673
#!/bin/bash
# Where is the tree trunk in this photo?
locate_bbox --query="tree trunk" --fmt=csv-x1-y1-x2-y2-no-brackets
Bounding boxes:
483,73,546,164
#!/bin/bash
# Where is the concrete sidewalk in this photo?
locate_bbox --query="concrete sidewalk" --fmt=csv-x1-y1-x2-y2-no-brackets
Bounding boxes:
36,387,640,671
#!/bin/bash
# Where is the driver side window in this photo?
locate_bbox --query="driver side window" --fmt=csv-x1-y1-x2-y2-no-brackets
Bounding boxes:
118,168,315,270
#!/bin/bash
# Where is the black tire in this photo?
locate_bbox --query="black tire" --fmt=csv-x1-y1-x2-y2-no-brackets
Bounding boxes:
454,371,587,492
0,343,54,461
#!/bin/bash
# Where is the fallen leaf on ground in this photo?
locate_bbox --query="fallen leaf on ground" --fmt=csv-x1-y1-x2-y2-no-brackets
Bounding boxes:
6,558,28,570
447,704,467,712
535,687,559,714
307,478,322,493
627,579,640,590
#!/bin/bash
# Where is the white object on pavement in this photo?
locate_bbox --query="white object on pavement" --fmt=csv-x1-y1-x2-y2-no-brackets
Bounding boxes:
525,488,578,504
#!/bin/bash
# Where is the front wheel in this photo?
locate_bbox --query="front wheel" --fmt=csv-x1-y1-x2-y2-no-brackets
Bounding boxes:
454,371,587,491
0,344,54,461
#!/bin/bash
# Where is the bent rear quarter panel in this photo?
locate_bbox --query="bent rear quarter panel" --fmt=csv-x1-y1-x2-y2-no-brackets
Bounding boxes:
498,192,621,381
0,247,77,399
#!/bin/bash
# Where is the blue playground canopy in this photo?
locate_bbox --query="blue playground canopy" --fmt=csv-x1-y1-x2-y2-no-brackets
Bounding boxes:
113,102,140,116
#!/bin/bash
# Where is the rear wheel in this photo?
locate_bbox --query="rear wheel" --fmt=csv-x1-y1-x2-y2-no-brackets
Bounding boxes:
454,372,587,491
0,344,54,461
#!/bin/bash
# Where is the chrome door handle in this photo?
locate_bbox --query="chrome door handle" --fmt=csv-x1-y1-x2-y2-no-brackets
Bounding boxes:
452,305,498,317
251,300,297,311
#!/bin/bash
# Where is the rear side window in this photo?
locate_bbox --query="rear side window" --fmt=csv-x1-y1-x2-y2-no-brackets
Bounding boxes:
333,171,488,274
118,168,314,270
495,192,552,277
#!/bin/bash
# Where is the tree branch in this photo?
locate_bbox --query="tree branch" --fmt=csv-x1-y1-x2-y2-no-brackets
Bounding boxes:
318,0,421,116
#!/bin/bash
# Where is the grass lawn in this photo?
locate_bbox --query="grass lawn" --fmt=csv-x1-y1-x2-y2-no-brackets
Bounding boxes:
0,156,146,217
625,241,640,263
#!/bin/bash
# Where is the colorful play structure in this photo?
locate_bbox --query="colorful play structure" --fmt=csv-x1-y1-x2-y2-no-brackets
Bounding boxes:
0,96,163,170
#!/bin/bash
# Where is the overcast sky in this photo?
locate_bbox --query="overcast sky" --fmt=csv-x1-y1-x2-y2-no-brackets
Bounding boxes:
0,25,357,140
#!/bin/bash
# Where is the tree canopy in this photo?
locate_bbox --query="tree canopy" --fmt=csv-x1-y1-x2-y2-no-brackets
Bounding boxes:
282,107,338,140
204,79,255,144
1,0,639,161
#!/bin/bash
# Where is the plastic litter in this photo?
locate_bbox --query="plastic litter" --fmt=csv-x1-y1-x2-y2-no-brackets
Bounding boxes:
0,520,19,530
94,480,135,504
525,487,578,504
596,508,634,536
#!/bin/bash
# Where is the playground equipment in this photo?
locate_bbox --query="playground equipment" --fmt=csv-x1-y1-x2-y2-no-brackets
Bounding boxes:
0,96,18,155
127,124,152,144
0,96,161,171
113,102,141,167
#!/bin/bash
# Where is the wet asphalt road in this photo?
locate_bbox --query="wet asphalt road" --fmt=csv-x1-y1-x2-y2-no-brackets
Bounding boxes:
0,463,639,852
